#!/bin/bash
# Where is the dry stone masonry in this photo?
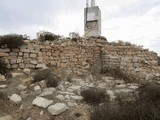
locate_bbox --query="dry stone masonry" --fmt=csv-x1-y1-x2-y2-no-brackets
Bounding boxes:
0,37,159,81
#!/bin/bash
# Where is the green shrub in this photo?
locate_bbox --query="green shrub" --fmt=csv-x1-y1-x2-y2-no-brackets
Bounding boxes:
0,34,24,49
0,59,9,75
33,69,50,83
46,73,59,87
81,87,107,105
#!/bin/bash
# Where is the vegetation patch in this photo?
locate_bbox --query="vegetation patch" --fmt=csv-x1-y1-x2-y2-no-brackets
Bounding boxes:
0,91,7,101
81,87,107,105
46,73,59,87
101,67,139,83
0,34,24,49
0,59,9,75
90,82,160,120
33,69,50,83
37,31,60,42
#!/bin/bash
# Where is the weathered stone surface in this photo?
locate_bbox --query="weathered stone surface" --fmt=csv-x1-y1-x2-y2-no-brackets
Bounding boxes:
36,64,46,68
43,87,56,92
10,94,22,104
11,72,25,78
10,59,16,64
23,68,31,75
34,85,42,95
70,95,83,101
0,115,12,120
17,84,27,91
47,103,69,116
0,74,6,82
56,95,65,101
0,48,10,53
22,77,34,86
0,53,9,57
32,97,53,108
30,53,37,58
39,91,53,97
0,85,7,89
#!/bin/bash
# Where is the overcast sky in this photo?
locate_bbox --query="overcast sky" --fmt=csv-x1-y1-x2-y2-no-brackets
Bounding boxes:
0,0,160,54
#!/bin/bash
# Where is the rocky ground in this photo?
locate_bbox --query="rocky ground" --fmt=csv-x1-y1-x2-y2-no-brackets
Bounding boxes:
0,69,142,120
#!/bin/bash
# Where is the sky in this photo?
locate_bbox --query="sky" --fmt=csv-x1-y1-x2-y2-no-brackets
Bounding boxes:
0,0,160,54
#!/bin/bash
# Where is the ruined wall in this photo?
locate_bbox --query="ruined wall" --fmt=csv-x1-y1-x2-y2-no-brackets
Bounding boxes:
0,38,106,77
102,43,159,79
0,38,159,79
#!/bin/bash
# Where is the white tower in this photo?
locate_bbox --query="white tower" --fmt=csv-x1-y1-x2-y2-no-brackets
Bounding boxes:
84,0,101,37
91,0,95,7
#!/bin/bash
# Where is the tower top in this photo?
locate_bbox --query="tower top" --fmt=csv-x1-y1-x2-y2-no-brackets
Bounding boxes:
91,0,95,7
86,0,96,7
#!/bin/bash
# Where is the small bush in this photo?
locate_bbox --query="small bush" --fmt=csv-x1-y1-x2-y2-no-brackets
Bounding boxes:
0,34,24,49
46,73,59,87
138,83,160,104
37,31,60,42
33,69,50,83
0,59,9,75
91,83,160,120
91,101,160,120
0,91,7,100
101,67,139,83
81,87,107,105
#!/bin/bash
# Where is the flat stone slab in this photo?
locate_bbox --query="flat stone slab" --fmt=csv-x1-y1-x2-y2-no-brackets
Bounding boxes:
0,85,7,89
70,95,83,101
17,84,27,91
43,87,56,92
10,94,22,104
32,97,53,108
48,103,69,116
39,91,53,97
55,95,65,101
0,115,12,120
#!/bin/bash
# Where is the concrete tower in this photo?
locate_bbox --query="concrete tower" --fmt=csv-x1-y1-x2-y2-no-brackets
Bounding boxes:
84,0,101,37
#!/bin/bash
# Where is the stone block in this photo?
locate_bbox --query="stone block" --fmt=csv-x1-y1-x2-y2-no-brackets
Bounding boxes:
47,103,69,116
0,115,12,120
34,85,42,95
10,52,18,56
30,53,37,58
11,64,18,69
0,48,10,53
30,60,38,64
32,97,53,108
17,59,22,63
23,68,31,75
25,64,35,68
24,53,29,58
0,52,9,57
9,94,22,104
10,59,16,64
36,64,46,68
19,63,25,68
19,52,23,56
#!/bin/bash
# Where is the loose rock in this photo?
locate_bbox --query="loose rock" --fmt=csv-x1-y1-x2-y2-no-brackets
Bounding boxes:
32,97,53,108
48,103,69,116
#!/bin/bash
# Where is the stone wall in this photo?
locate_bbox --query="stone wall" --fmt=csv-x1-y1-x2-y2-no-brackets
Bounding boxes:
0,37,159,80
